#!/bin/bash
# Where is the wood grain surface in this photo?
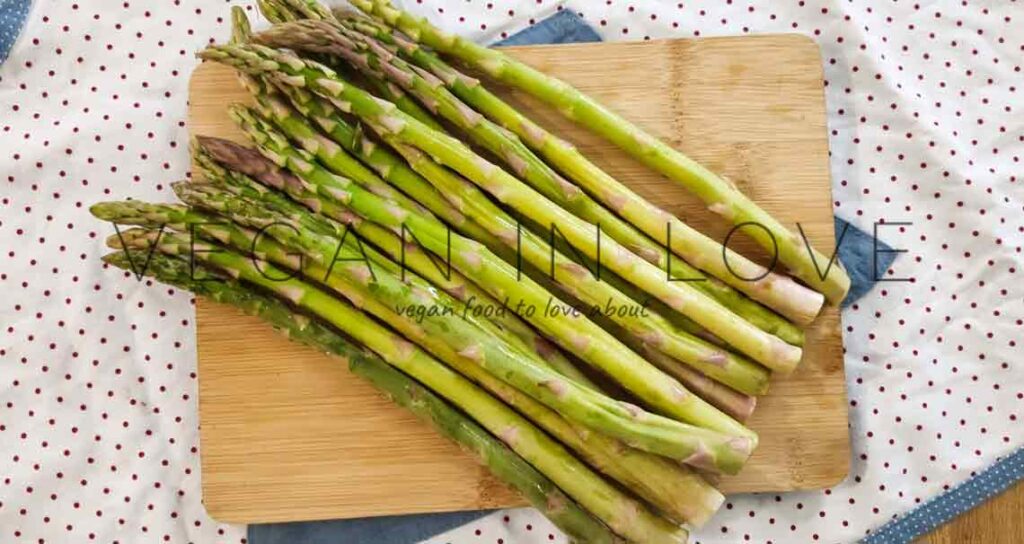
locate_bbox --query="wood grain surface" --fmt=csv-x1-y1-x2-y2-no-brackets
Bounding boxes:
922,482,1024,543
188,34,851,524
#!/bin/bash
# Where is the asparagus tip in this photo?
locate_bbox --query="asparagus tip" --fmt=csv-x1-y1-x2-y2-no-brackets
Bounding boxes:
90,201,118,221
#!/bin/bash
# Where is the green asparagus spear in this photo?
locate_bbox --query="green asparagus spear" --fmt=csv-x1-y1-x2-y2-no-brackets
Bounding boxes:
637,346,756,423
272,79,769,394
258,18,816,337
104,212,724,526
256,19,672,281
244,77,425,212
263,81,508,246
334,13,824,328
257,0,297,23
94,196,754,474
529,265,758,424
196,135,599,390
256,0,444,131
218,102,763,433
352,0,852,305
102,249,625,542
219,10,492,251
201,45,771,396
197,43,800,374
347,354,634,541
277,0,334,22
128,228,722,526
104,233,681,543
251,6,756,346
237,75,493,243
274,244,726,525
230,6,252,44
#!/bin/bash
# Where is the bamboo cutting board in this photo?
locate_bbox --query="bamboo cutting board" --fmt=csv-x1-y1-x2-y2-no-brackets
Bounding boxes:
188,34,850,524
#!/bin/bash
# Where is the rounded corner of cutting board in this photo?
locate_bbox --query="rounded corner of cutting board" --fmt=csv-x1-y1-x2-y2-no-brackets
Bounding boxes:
776,32,823,52
800,439,854,492
189,35,851,521
824,447,854,489
199,494,246,525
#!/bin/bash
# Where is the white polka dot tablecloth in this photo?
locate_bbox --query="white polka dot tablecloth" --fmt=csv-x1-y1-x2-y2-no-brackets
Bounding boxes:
0,1,1021,544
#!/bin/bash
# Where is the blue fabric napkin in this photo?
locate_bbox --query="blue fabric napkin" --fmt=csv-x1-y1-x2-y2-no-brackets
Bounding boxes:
862,446,1024,543
494,9,602,46
835,216,897,307
249,10,891,544
0,0,30,64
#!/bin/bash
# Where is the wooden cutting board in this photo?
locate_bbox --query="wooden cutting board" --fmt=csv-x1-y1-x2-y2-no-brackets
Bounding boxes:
188,34,850,524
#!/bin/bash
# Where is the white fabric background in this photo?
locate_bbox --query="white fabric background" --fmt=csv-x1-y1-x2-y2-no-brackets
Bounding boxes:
1,1,1021,543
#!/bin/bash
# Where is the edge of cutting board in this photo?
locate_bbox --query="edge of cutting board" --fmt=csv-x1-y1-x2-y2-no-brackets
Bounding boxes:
189,33,851,524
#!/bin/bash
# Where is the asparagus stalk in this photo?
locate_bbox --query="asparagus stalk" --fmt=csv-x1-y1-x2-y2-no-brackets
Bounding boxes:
372,131,770,396
238,19,770,401
305,253,724,527
96,194,754,474
265,82,506,244
256,0,445,132
223,80,749,399
196,136,599,390
286,85,770,393
276,0,334,22
224,6,495,251
103,251,626,541
238,76,500,251
638,346,756,423
335,14,824,328
199,139,539,371
204,46,771,397
198,43,801,375
172,180,606,413
184,183,757,469
230,5,252,44
103,208,724,525
230,11,709,346
256,5,740,349
229,12,427,214
206,135,767,407
298,14,796,349
352,0,852,305
256,20,671,280
248,3,498,254
248,78,427,213
347,350,635,542
247,63,760,357
139,216,721,524
256,0,297,23
358,68,449,131
222,101,766,428
104,232,681,543
424,330,726,528
102,250,626,540
258,18,814,338
349,355,629,540
528,267,758,423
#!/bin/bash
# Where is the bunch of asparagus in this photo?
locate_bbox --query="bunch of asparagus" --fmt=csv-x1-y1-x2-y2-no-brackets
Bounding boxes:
91,2,850,542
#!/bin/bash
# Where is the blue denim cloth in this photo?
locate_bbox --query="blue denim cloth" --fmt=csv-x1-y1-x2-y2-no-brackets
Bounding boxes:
249,11,892,544
862,446,1024,543
250,510,496,544
0,0,31,64
494,9,601,46
835,216,896,307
